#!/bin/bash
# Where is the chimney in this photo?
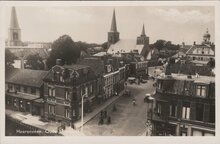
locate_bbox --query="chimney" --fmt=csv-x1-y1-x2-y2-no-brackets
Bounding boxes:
56,59,63,66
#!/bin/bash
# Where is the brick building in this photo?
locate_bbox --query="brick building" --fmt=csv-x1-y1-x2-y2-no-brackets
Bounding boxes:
43,62,100,124
151,74,215,136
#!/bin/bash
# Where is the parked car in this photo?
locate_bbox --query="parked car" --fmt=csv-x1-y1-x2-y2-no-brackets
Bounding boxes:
127,77,136,84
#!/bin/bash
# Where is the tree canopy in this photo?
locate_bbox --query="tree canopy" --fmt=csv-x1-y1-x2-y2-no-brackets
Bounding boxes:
26,54,45,70
46,35,81,69
5,49,17,70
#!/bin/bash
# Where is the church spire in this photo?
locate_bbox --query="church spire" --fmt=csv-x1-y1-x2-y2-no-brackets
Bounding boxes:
141,24,146,36
110,9,117,32
10,6,20,29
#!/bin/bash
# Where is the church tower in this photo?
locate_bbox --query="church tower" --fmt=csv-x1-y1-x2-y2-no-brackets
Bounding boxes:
7,6,22,46
108,9,120,47
136,24,149,46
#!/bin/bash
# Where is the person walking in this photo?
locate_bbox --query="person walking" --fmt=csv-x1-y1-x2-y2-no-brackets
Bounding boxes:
132,98,136,106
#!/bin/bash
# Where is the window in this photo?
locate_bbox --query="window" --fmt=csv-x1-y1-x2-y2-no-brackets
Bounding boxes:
157,81,162,89
209,105,215,123
65,108,70,118
31,88,36,94
169,104,177,117
59,75,64,82
196,85,206,97
182,102,190,119
157,103,162,116
196,103,204,121
48,87,55,97
16,85,20,92
13,99,17,107
48,105,55,114
24,86,28,93
20,100,23,109
65,89,69,100
8,84,13,90
89,84,93,94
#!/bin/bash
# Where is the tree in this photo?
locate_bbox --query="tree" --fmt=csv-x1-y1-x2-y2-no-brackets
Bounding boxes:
46,35,81,69
5,49,17,70
102,42,108,50
26,54,45,70
153,40,166,52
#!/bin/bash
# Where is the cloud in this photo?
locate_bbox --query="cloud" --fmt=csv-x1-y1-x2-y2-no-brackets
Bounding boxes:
149,8,214,24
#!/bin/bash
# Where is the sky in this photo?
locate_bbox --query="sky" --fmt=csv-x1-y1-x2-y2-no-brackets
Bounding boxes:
4,6,215,45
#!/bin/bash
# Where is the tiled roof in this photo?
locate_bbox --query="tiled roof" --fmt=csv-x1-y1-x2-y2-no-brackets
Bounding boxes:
6,68,48,87
44,64,97,85
186,44,213,55
107,39,144,55
7,48,50,59
180,45,192,53
165,63,213,76
77,57,105,76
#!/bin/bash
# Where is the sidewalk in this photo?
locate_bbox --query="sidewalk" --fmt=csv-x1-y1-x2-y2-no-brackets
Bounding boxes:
74,90,125,129
6,109,60,134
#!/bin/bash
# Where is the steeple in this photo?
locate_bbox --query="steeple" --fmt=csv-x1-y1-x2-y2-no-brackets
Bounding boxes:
108,9,120,47
110,9,117,32
7,6,22,46
141,24,146,36
136,24,149,46
10,6,20,29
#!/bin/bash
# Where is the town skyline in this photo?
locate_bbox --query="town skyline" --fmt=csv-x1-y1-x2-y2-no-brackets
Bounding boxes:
4,6,215,45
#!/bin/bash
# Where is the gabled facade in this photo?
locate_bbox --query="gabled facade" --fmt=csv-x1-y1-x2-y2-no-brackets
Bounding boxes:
186,29,215,65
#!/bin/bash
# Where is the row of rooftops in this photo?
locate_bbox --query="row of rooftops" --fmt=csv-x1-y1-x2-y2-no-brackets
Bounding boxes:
158,74,215,84
5,55,127,87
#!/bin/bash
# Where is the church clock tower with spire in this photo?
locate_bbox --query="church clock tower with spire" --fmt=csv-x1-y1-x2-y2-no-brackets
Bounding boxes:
7,6,22,46
136,24,149,46
108,9,120,47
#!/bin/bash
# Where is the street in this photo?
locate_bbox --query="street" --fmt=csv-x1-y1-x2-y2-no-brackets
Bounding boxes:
83,79,156,136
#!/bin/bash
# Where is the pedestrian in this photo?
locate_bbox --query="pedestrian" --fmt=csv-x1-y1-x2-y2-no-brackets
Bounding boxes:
133,98,136,106
98,117,104,125
107,116,111,124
